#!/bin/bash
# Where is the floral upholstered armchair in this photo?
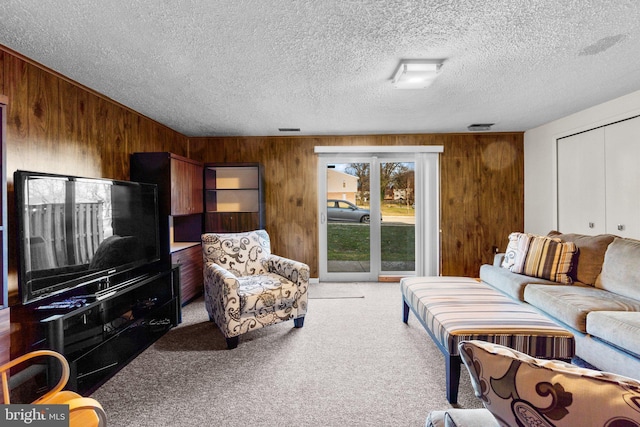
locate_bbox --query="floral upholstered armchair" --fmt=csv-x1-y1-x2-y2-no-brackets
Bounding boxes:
202,229,309,349
427,340,640,427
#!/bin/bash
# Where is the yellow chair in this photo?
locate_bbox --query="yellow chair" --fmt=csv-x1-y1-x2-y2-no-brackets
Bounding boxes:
1,349,107,426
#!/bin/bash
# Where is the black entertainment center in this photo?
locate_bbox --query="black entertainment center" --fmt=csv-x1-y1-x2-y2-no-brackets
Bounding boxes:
12,170,182,394
17,267,181,394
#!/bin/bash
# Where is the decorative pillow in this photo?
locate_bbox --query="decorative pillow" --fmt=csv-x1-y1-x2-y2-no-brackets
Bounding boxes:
548,230,616,285
509,233,533,274
501,232,522,270
510,233,576,284
459,340,640,427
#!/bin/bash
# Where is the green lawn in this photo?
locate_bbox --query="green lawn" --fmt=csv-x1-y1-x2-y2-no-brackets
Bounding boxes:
327,223,415,261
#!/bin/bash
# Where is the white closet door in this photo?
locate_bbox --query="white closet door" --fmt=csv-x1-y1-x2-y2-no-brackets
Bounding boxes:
557,128,606,234
604,117,640,239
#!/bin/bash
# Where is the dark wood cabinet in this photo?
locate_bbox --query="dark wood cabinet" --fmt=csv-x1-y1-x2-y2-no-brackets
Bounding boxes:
170,156,204,215
204,163,265,233
130,153,204,303
204,212,261,233
131,152,203,217
171,244,203,305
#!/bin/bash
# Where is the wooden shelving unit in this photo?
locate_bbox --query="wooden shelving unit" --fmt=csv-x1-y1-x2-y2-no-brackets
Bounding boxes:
204,163,265,233
130,152,204,305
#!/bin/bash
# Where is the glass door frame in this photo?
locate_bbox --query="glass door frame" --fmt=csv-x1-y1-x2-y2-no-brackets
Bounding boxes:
315,146,443,282
318,155,379,281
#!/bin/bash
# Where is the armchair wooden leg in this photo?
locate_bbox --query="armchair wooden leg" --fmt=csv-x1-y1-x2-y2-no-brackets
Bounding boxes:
294,317,305,328
226,336,239,349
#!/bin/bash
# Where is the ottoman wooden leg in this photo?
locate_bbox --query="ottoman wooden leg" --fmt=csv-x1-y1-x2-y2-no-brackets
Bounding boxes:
445,354,461,404
402,299,410,323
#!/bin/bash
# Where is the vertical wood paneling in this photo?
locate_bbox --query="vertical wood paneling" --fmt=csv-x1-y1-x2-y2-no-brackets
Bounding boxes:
0,47,189,311
59,79,78,149
95,97,111,173
75,83,101,173
0,50,4,95
0,46,192,362
104,100,127,179
4,54,28,146
28,63,59,173
190,133,524,278
0,45,523,350
445,134,480,275
125,110,138,157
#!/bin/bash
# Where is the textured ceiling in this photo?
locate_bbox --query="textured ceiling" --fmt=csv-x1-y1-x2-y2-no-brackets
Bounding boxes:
1,1,640,137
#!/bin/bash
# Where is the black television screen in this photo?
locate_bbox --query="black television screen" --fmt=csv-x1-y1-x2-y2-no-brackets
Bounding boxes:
15,170,161,304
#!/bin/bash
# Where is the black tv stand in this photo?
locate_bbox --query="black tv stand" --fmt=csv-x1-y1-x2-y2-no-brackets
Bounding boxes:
25,266,181,395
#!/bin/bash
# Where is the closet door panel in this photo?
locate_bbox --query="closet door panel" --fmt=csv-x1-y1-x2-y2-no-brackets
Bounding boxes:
557,127,606,234
604,117,640,239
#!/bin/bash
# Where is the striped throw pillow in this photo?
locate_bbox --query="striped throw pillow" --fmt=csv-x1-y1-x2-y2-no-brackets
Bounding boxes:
512,234,577,283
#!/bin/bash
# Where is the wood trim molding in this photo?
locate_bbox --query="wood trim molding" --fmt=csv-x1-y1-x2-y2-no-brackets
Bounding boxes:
314,145,444,153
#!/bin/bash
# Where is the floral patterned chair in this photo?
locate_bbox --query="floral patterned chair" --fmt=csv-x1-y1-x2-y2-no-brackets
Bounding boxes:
427,340,640,426
202,229,309,349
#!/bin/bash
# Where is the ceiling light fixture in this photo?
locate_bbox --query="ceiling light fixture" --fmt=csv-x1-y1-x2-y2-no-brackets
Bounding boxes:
391,59,443,89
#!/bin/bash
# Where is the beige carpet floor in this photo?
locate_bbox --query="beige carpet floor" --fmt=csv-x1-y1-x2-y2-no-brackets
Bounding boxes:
91,282,482,426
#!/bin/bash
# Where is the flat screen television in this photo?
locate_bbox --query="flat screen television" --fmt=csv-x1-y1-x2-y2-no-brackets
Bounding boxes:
15,170,161,305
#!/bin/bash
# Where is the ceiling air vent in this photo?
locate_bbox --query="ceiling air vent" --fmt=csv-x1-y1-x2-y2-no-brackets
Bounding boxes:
467,123,494,132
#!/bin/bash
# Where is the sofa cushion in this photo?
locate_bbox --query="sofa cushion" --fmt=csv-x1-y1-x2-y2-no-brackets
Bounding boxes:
480,264,559,301
511,234,577,284
524,284,640,332
548,231,616,286
586,311,640,358
596,237,640,300
459,340,640,427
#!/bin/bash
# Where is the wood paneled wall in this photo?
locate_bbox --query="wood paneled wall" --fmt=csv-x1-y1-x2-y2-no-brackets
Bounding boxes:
0,46,189,303
0,44,524,363
190,133,524,278
0,43,524,288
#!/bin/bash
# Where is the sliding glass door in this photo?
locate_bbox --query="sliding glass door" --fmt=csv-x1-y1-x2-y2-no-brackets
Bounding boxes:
317,148,437,281
380,160,415,275
324,160,374,278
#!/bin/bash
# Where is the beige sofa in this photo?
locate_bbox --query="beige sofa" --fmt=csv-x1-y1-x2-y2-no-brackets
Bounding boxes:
479,231,640,380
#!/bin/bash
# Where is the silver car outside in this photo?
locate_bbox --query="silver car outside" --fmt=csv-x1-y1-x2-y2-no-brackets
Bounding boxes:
327,199,370,223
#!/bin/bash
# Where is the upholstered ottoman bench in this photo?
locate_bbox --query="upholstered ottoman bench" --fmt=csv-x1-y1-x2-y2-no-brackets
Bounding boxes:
401,276,575,404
